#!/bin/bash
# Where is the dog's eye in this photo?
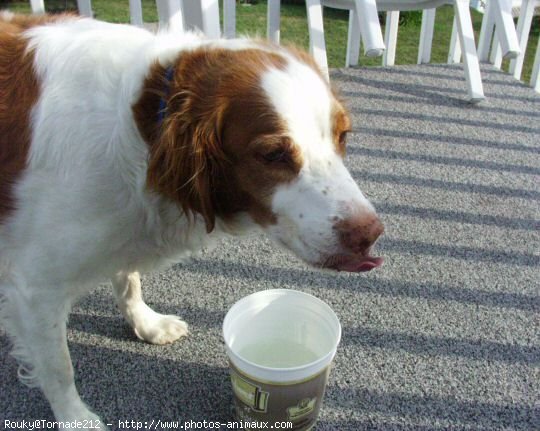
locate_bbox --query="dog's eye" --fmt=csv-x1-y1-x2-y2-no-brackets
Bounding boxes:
337,130,349,156
339,131,348,146
262,149,288,163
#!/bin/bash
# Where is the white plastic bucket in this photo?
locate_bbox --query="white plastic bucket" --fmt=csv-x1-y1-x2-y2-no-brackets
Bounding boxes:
223,289,341,430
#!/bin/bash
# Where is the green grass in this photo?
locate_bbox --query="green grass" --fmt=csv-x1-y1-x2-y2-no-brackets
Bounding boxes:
3,0,538,83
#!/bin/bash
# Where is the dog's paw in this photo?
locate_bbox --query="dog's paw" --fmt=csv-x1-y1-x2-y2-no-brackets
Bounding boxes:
132,306,189,345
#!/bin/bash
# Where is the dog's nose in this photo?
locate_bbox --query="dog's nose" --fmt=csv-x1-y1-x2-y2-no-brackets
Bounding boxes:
335,214,384,255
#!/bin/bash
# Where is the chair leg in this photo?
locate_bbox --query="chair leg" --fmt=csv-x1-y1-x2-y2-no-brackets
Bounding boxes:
223,0,236,39
267,0,281,44
478,0,496,61
77,0,92,17
418,9,436,64
490,34,503,69
346,10,362,67
353,0,385,57
306,0,329,80
30,0,45,14
454,0,485,102
200,0,221,39
448,16,462,64
383,11,399,66
156,0,184,33
509,0,535,80
491,0,521,59
129,0,143,27
532,38,540,92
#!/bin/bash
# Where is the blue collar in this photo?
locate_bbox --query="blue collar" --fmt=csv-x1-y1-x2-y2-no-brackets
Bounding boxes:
157,66,175,125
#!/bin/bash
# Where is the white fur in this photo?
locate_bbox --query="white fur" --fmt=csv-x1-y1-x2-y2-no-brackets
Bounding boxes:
0,17,378,429
261,62,376,265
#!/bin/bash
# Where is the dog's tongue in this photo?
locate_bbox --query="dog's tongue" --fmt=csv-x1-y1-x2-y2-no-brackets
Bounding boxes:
336,256,384,272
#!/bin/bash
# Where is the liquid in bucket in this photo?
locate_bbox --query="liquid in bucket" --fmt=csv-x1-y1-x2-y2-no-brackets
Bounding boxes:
238,338,319,368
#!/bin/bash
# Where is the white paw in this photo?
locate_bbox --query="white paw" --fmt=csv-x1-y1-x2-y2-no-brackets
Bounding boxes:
132,304,189,345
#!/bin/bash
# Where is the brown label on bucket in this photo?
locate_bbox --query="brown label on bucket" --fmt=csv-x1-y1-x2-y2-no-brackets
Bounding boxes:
229,361,330,431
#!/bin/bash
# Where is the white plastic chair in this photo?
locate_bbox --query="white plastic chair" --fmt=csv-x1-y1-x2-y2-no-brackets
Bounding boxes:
476,0,531,65
450,0,539,91
509,0,539,83
219,0,486,100
315,0,486,101
478,0,539,84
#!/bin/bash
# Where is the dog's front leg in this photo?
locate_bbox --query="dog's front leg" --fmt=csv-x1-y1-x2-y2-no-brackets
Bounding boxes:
4,288,107,430
112,271,188,344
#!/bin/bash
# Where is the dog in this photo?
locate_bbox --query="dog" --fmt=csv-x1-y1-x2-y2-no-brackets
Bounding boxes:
0,11,384,428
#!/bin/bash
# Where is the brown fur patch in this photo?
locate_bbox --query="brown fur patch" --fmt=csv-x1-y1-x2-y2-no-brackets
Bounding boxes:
332,104,351,157
0,14,50,224
134,46,307,232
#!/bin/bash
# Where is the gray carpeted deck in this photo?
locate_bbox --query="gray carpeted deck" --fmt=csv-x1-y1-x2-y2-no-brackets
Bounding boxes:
1,64,539,430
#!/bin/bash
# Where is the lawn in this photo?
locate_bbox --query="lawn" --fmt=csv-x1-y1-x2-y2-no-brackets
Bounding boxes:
3,0,538,84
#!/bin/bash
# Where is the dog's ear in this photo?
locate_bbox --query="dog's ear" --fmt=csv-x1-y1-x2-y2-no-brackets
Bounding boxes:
146,98,227,233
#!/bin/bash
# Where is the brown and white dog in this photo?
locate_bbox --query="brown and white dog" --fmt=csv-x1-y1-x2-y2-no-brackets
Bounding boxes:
0,11,383,428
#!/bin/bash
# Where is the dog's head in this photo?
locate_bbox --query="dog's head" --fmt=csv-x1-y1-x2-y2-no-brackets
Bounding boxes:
136,42,383,272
